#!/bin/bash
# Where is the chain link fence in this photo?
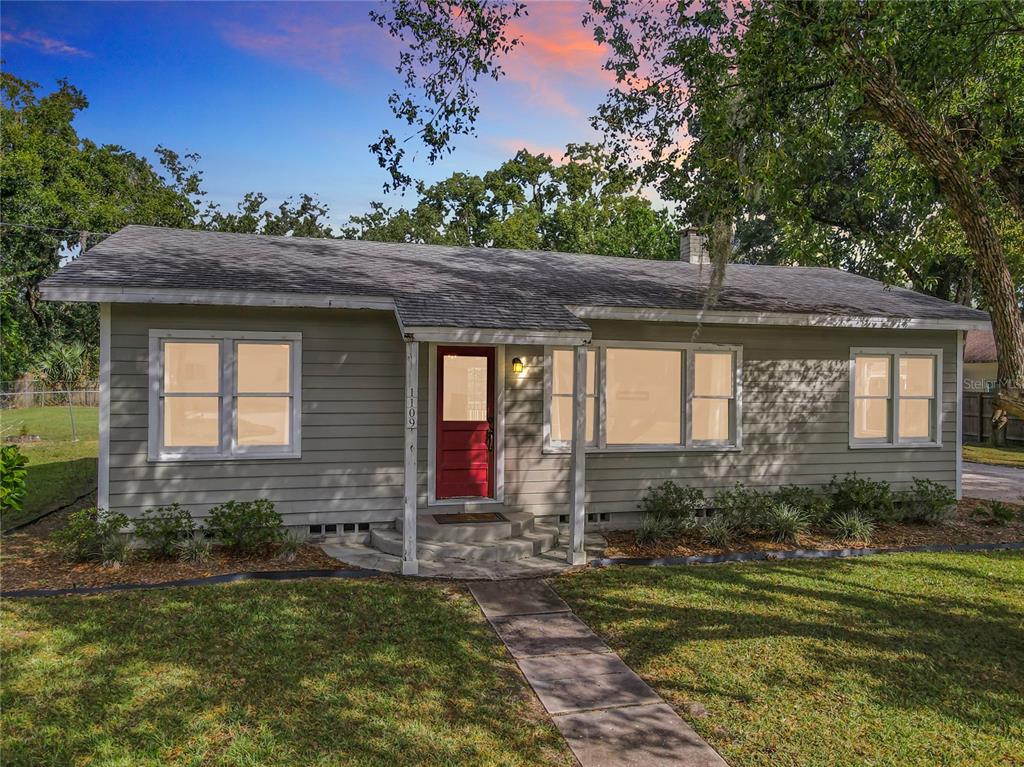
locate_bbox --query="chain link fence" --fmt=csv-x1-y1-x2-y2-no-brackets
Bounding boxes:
1,380,100,410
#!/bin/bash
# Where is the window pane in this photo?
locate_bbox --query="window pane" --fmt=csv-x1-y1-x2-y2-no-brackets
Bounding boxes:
443,355,488,421
551,395,571,443
164,396,219,447
693,398,730,442
165,342,219,393
238,343,290,394
552,349,596,395
694,352,733,397
899,399,932,440
237,396,291,445
853,398,889,440
899,356,935,397
854,356,890,397
586,397,595,443
606,348,681,445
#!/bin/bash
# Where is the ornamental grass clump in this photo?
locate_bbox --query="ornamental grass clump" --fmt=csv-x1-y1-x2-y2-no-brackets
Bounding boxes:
762,502,809,544
701,515,735,547
174,533,212,563
636,514,679,548
831,511,875,543
774,484,832,525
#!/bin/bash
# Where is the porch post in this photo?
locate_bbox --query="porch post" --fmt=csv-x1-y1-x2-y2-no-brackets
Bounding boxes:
402,340,419,575
567,343,588,565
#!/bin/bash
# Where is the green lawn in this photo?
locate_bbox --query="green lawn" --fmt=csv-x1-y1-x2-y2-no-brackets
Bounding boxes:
1,406,98,531
1,579,571,767
963,441,1024,468
555,552,1024,767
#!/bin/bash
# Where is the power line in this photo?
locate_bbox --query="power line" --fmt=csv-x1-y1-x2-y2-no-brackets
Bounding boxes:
0,221,114,237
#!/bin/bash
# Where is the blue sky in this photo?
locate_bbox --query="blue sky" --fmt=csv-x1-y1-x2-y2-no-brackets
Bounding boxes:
2,1,612,228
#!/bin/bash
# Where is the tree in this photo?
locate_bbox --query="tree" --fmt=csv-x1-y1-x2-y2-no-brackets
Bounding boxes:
201,193,336,237
342,144,679,259
373,0,1024,417
35,341,89,442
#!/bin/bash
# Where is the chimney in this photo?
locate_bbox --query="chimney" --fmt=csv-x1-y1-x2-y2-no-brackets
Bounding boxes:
679,229,710,265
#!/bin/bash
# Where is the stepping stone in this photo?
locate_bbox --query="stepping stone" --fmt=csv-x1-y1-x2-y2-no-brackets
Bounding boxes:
518,652,632,682
526,669,662,715
489,613,611,658
553,703,729,767
469,579,570,619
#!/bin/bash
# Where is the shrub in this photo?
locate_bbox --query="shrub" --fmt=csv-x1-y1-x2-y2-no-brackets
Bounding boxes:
774,484,832,525
175,533,212,563
898,478,956,525
713,484,773,532
831,511,875,543
762,502,809,544
969,502,1018,527
0,444,29,514
276,529,305,562
101,532,132,567
701,515,734,547
828,474,896,522
639,481,704,522
134,503,196,558
205,499,285,554
52,508,130,562
635,514,678,547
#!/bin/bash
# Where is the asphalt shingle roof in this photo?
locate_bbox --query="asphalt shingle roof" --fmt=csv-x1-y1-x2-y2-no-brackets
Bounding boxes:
42,225,989,330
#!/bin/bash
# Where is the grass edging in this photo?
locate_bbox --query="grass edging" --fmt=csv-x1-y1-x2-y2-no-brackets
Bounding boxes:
590,539,1024,568
1,567,380,598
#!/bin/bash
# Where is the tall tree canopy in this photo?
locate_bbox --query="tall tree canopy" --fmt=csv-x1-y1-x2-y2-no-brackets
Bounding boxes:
374,0,1024,416
343,143,678,259
0,72,334,380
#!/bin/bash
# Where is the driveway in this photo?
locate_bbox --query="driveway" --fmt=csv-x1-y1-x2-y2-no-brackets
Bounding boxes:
962,461,1024,503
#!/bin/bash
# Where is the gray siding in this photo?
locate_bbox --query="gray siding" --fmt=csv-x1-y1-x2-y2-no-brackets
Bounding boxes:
108,304,407,523
109,305,959,527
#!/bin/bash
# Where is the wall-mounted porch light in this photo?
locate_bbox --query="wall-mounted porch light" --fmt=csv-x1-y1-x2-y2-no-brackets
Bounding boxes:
511,357,525,375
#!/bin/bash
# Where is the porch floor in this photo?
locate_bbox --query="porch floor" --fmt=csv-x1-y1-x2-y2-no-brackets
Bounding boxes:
319,533,606,580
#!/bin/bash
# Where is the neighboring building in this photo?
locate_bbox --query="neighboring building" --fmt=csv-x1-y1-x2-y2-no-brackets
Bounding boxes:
41,225,989,573
964,330,999,393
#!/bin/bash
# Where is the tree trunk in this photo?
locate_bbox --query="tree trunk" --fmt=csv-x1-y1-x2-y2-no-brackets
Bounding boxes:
841,45,1024,419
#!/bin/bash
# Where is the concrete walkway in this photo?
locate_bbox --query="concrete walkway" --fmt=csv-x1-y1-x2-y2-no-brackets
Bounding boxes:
962,461,1024,503
470,580,727,767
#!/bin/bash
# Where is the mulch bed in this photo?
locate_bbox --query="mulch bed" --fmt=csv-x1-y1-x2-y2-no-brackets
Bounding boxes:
0,507,352,593
603,499,1024,559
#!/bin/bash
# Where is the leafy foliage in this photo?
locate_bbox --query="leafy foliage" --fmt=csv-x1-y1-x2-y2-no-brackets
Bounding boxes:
51,508,130,563
969,502,1019,527
712,484,774,531
205,499,285,554
828,474,897,523
638,481,704,522
133,504,196,559
897,479,957,525
0,444,29,514
774,484,832,525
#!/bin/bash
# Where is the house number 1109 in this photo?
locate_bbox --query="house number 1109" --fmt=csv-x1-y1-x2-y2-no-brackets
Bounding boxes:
407,386,417,428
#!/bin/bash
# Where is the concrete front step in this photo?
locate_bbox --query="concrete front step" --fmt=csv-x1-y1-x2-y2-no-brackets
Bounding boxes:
371,523,560,563
397,510,538,543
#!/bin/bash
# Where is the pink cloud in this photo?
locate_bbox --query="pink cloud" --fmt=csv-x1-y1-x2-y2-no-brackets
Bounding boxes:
218,10,393,86
1,27,90,57
494,138,567,162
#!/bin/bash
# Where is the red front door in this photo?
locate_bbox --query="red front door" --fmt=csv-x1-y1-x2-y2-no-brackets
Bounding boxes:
437,346,495,499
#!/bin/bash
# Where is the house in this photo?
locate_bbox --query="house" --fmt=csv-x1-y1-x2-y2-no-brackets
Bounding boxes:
963,330,999,392
41,225,990,573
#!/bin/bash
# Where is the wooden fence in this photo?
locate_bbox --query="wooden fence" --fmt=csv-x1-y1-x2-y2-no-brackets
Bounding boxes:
962,393,1024,445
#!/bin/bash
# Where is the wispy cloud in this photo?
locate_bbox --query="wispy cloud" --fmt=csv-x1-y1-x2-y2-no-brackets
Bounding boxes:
1,27,91,57
217,8,392,86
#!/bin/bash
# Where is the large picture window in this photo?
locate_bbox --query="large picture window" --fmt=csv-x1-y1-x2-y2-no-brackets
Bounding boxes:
544,343,741,452
850,348,941,447
149,331,301,460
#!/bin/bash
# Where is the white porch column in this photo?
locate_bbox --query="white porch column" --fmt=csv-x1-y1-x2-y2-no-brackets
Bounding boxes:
98,303,111,512
567,343,588,565
402,340,419,575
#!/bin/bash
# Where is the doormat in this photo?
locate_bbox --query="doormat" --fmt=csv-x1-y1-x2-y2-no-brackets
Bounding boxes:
434,512,508,525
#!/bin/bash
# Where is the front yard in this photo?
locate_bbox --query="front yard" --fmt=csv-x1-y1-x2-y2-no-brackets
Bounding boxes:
1,579,572,767
555,551,1024,767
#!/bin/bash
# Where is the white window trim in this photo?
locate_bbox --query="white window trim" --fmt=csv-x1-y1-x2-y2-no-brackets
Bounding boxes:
148,329,302,462
544,347,598,452
425,342,506,507
848,347,943,449
544,341,743,454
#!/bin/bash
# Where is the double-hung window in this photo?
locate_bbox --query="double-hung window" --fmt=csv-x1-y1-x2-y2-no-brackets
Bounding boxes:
544,344,741,451
149,331,301,460
850,348,941,447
